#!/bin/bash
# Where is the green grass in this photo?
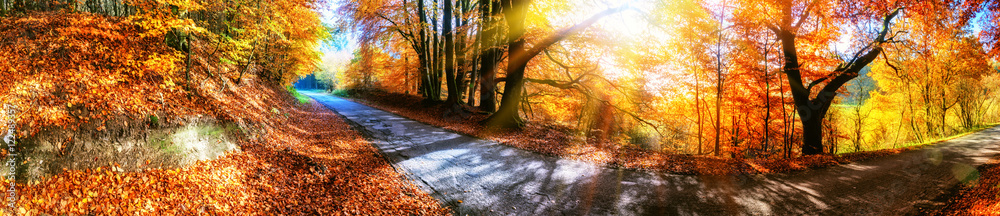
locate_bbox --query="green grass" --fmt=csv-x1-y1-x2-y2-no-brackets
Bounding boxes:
862,123,1000,152
287,86,311,104
833,123,999,155
331,89,353,97
830,104,860,109
906,123,999,147
150,134,182,155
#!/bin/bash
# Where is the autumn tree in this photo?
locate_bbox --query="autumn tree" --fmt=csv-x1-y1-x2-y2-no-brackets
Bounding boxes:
484,0,625,128
729,0,910,155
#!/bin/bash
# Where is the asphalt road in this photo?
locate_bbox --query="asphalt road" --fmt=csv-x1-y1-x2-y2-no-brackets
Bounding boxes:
302,90,1000,215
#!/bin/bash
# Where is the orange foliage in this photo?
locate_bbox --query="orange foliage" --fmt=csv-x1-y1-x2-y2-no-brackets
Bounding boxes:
0,12,193,136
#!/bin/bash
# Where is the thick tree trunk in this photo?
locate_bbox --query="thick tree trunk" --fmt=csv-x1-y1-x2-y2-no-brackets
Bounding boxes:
486,38,528,128
478,48,498,111
443,0,459,105
484,0,529,128
801,111,825,155
477,0,501,112
451,0,468,106
418,0,431,98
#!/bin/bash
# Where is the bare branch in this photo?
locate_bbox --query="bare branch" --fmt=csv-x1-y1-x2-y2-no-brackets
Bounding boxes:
791,0,817,31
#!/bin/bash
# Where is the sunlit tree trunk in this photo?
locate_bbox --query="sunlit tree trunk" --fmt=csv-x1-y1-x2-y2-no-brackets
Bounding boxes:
467,20,480,106
712,1,727,157
695,62,703,155
485,0,528,128
463,0,478,106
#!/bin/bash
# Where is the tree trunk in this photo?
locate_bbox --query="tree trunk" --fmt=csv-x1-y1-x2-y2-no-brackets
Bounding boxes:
484,0,529,128
185,33,192,91
427,2,442,102
443,0,459,105
417,0,431,98
477,0,501,112
713,0,727,157
466,0,479,106
801,112,825,154
695,49,702,154
762,41,771,155
452,0,469,106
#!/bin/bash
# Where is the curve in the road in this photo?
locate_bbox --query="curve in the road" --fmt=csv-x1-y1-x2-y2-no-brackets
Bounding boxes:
302,90,1000,215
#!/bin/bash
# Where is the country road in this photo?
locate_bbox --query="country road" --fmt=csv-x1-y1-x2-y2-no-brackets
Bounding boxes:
302,90,1000,215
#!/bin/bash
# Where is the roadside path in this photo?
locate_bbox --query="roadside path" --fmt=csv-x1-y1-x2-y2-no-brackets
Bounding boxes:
302,90,1000,215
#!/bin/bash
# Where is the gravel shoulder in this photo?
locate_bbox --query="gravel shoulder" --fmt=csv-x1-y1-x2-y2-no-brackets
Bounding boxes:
304,90,1000,215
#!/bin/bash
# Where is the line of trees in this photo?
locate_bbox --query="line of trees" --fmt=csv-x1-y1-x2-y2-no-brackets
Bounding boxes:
341,0,629,126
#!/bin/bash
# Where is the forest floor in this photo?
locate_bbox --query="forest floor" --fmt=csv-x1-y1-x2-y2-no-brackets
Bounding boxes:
307,89,1000,215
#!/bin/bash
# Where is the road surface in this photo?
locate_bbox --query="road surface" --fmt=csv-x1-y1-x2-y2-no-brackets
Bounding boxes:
302,90,1000,215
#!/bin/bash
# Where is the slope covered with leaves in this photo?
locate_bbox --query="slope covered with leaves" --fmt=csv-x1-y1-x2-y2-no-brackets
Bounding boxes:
4,101,447,215
0,12,446,215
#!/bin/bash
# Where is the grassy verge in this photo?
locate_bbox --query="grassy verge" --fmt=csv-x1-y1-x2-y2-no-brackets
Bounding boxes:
287,86,312,104
907,124,999,148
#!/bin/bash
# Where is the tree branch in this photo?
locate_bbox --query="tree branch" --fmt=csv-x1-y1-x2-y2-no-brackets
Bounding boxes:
791,0,817,31
514,6,627,65
817,8,902,95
